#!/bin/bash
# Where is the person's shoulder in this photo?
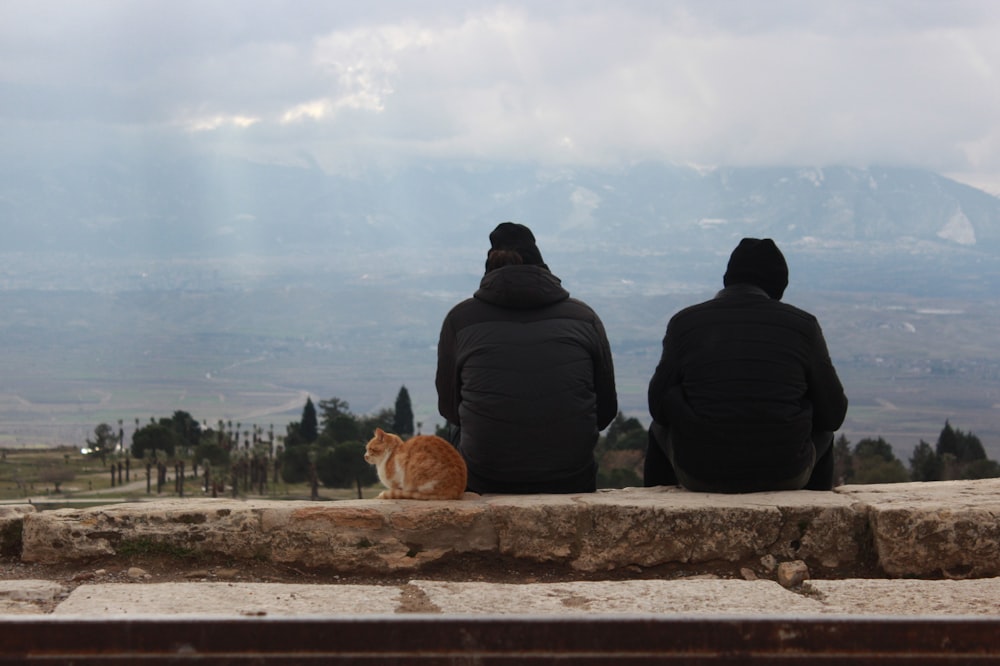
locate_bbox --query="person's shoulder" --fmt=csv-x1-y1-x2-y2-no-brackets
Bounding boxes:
441,296,484,327
562,296,607,321
667,292,819,328
445,296,477,315
770,299,819,322
755,299,827,338
667,296,717,323
564,295,594,310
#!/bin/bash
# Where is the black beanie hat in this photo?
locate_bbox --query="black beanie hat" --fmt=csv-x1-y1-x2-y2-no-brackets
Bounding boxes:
486,222,547,271
723,238,788,300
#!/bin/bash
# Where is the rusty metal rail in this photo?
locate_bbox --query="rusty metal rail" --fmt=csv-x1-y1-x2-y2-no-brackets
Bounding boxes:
1,616,998,664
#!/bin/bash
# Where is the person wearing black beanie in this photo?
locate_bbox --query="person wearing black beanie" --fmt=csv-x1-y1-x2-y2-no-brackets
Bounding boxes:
437,222,618,494
723,238,788,300
485,221,548,272
645,238,847,493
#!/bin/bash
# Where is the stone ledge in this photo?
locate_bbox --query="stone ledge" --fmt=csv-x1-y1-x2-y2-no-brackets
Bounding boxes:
0,577,979,617
5,479,1000,579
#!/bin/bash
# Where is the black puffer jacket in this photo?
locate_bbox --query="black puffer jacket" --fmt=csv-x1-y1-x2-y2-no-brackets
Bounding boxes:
436,265,618,493
647,285,847,486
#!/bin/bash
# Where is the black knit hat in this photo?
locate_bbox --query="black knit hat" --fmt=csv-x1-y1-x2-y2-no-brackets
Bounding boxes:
723,238,788,300
486,222,547,271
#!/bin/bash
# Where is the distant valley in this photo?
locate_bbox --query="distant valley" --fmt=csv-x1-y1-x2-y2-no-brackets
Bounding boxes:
2,160,1000,460
2,249,1000,462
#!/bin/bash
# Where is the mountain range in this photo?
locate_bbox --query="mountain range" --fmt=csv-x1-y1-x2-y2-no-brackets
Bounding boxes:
4,158,1000,264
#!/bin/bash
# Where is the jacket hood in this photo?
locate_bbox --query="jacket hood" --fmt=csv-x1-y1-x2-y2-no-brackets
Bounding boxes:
474,265,569,309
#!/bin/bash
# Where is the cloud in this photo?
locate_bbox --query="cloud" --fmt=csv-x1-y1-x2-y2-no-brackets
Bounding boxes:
3,1,1000,189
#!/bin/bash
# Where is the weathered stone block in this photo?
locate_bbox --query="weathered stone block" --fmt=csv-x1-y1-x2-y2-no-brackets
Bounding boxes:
266,500,497,570
838,479,1000,578
0,505,34,557
20,498,498,572
485,495,589,563
571,488,862,572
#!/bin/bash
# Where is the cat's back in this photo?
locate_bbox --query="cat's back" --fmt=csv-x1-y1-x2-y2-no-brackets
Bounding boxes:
404,435,461,458
402,434,467,496
405,434,465,461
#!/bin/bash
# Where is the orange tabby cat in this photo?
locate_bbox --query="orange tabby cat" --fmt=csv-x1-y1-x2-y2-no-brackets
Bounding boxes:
364,427,468,500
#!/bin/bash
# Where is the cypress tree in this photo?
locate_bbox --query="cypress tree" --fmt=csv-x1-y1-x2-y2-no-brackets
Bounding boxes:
301,397,319,443
393,386,414,437
936,420,959,459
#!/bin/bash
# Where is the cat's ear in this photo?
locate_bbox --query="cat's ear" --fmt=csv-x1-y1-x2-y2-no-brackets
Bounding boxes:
375,427,385,440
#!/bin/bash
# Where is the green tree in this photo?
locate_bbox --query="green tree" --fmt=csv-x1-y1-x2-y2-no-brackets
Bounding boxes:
300,398,319,443
85,423,119,466
909,440,942,482
956,427,985,463
935,421,960,459
393,386,415,437
283,421,305,449
852,456,909,484
594,413,646,487
851,437,908,484
936,420,986,464
358,408,395,440
194,439,230,468
939,452,961,481
317,397,361,442
168,410,201,454
961,459,1000,479
319,397,352,432
934,421,992,479
853,437,896,462
327,414,361,444
131,423,180,459
280,444,313,484
317,441,378,498
601,412,645,451
961,434,987,463
832,434,853,484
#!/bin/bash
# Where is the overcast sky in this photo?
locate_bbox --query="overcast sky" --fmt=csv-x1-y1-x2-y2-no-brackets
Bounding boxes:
3,0,1000,193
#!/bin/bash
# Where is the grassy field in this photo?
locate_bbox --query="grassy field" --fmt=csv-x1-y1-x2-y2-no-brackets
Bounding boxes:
0,446,382,505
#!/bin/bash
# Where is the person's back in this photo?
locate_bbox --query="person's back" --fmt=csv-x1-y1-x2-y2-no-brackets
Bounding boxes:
645,238,847,492
436,223,618,494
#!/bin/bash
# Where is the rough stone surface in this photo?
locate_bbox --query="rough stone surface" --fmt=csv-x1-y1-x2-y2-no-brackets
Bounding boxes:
408,579,824,615
54,582,401,616
10,480,1000,579
49,579,827,616
838,480,1000,578
0,580,65,615
16,488,865,575
807,578,1000,616
777,560,810,588
0,505,34,557
9,578,999,617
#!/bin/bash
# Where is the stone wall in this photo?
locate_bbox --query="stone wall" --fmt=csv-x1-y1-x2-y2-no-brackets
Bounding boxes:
3,480,999,579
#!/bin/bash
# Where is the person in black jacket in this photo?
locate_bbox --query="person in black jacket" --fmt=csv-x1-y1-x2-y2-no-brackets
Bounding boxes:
436,222,618,494
645,238,848,492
